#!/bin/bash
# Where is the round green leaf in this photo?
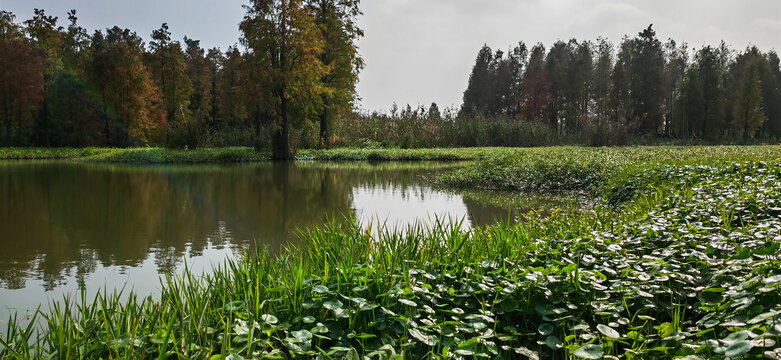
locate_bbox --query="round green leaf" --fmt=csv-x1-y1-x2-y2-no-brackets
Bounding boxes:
323,299,344,310
399,299,417,307
260,314,279,324
597,324,620,338
538,323,554,336
724,340,753,357
573,344,604,359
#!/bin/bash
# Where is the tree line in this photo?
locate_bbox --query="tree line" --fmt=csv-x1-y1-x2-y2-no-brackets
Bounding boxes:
0,0,362,159
462,25,781,143
3,7,780,155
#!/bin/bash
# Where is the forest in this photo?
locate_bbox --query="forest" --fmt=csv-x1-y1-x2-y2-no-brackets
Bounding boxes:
1,5,780,158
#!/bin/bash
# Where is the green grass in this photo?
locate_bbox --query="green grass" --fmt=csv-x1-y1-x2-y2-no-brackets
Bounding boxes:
2,147,781,359
0,147,495,163
0,147,268,163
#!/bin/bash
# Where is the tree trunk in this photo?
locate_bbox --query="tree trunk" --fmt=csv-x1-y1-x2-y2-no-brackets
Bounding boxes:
319,104,329,148
254,103,263,152
272,93,292,160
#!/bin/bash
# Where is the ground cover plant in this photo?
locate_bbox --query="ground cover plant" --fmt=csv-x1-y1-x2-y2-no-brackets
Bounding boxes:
2,147,781,359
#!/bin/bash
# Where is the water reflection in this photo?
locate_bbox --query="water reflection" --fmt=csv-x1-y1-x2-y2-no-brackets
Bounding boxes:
0,161,562,321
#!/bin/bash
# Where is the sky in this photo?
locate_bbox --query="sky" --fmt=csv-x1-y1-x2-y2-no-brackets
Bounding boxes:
3,0,780,112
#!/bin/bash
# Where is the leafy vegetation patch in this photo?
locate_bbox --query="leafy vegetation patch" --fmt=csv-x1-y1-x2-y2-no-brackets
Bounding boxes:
438,146,781,195
2,157,781,359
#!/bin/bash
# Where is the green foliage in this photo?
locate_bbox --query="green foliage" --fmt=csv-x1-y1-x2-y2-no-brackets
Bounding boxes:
437,145,781,194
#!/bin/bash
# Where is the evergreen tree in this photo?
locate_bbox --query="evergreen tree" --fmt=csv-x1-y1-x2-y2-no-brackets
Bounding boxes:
183,37,212,146
763,52,781,137
591,38,613,127
545,41,572,133
662,39,687,137
693,44,729,139
564,40,592,133
610,37,633,128
679,67,704,139
491,49,512,116
428,102,441,120
732,61,767,139
507,42,527,117
520,43,551,123
629,25,664,135
462,45,494,115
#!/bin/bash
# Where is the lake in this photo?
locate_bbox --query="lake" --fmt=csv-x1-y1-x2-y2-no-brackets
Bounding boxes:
0,161,562,327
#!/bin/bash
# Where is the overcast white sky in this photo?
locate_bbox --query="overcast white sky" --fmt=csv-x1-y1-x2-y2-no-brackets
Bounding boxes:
3,0,780,112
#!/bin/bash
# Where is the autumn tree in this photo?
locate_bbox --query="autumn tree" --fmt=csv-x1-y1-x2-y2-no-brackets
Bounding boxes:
307,0,363,147
205,47,224,128
215,47,247,129
0,11,45,145
146,24,192,130
23,9,67,145
184,38,211,123
88,27,165,144
241,0,326,159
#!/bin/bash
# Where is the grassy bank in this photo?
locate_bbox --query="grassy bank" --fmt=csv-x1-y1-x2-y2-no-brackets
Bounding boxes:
2,148,781,359
0,147,494,163
438,146,781,195
2,145,780,166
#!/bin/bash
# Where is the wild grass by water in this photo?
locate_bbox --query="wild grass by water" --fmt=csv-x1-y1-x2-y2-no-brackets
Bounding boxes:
2,145,780,166
0,147,493,163
2,147,781,359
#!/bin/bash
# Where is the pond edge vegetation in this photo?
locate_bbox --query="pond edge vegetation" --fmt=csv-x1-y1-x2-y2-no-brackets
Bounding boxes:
1,146,781,359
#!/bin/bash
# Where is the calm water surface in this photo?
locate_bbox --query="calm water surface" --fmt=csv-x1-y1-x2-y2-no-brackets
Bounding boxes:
0,161,560,326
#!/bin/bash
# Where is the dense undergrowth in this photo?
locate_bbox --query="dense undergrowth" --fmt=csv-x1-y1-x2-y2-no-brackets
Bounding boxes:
2,148,781,359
